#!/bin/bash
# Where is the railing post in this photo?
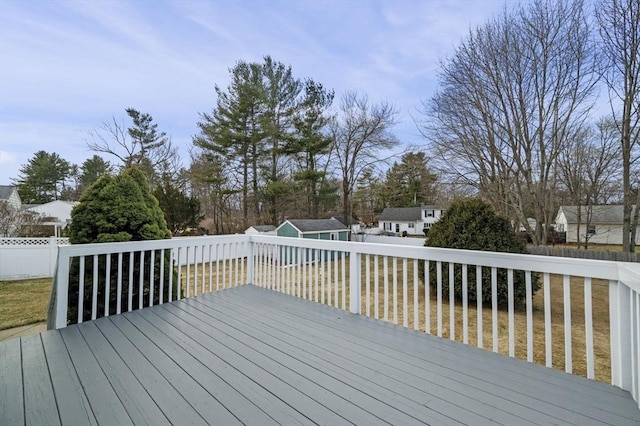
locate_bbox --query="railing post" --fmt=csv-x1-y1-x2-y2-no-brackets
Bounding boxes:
51,247,70,330
349,249,361,314
247,238,254,285
609,279,631,391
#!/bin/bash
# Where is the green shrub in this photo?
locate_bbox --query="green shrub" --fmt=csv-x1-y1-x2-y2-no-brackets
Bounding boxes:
424,198,539,306
66,167,176,323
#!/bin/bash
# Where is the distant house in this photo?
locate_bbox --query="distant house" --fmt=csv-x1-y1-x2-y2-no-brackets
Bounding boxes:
244,225,276,235
555,205,638,245
0,185,21,209
276,218,349,241
379,205,445,236
26,200,79,237
0,186,23,236
276,218,349,262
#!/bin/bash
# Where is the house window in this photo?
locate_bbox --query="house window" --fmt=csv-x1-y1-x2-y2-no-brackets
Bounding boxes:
425,210,434,218
395,224,400,233
587,225,596,235
423,223,431,229
408,223,414,228
330,232,338,240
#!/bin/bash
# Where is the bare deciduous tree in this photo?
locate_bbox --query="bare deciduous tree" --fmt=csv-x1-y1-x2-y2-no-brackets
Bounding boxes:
558,119,622,247
421,0,599,244
596,0,640,252
87,109,180,187
0,201,23,237
330,91,399,224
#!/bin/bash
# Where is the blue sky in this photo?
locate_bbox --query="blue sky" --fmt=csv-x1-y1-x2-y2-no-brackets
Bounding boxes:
0,0,522,185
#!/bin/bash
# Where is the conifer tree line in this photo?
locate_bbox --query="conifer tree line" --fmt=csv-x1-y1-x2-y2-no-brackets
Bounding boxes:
5,0,639,251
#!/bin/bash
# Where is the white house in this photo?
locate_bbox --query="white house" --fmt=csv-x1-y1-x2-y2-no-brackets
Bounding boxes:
26,200,79,237
379,205,445,236
0,186,23,236
0,185,21,209
555,205,639,245
244,225,277,235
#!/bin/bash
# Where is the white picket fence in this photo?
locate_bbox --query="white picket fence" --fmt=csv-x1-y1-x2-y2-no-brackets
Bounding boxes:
47,234,640,408
0,237,70,280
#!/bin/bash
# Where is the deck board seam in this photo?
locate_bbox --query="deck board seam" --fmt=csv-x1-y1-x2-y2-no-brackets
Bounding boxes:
172,298,453,426
237,285,632,398
179,296,510,426
214,286,638,424
188,291,577,425
154,302,375,425
128,308,298,426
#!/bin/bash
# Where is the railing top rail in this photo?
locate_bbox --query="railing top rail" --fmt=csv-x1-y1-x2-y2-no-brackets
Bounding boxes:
56,234,251,257
249,235,633,282
53,233,637,286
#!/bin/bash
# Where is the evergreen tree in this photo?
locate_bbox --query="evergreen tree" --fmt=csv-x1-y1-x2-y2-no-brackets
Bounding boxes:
291,80,335,218
67,167,174,323
382,152,438,207
260,56,303,224
13,151,73,203
153,181,204,235
424,198,540,306
79,155,114,193
195,61,264,228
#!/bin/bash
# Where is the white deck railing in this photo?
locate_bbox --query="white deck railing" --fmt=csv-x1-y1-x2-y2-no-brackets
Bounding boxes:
47,234,640,408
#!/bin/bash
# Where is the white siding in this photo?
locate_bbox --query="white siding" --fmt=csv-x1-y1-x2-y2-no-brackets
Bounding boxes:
566,223,638,245
27,200,77,223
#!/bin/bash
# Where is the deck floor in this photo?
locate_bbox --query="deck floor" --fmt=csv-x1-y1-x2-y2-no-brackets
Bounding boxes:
2,284,639,425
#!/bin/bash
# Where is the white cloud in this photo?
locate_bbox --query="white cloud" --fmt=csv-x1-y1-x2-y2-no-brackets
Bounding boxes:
0,0,528,185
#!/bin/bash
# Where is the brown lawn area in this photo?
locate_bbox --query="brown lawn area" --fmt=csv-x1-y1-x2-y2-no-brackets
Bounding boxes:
0,278,52,330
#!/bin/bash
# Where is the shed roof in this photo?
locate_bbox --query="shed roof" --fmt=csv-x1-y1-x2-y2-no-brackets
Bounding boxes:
558,205,634,224
285,218,348,233
379,207,422,221
250,225,276,232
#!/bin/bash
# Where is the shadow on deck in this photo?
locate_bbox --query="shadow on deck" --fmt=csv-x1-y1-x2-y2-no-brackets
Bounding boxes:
2,285,639,425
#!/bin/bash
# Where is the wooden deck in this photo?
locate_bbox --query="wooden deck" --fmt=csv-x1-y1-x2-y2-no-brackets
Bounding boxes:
2,285,639,426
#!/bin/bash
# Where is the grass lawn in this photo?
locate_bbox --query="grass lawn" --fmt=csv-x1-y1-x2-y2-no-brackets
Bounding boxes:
0,278,52,330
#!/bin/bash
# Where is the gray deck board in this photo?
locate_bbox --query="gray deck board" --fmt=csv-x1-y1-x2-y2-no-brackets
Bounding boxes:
59,325,133,425
21,334,60,426
223,287,638,416
103,314,237,426
40,331,97,426
151,302,367,425
181,295,506,425
167,300,430,426
0,338,24,425
178,297,465,425
199,291,578,425
77,321,172,425
2,284,639,425
218,286,639,425
125,309,287,426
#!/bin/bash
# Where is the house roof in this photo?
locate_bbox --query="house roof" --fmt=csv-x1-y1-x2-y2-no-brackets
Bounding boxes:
0,185,17,200
250,225,276,232
331,215,359,226
558,205,634,224
285,218,348,233
379,207,422,221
